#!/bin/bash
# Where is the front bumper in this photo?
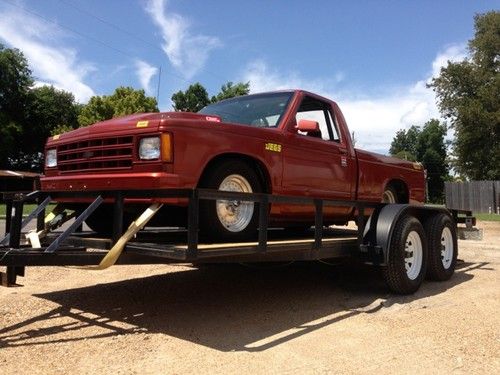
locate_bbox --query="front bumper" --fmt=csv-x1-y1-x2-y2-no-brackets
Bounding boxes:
41,172,187,203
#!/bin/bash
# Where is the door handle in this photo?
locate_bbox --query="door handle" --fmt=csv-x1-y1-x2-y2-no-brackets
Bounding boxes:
339,148,348,155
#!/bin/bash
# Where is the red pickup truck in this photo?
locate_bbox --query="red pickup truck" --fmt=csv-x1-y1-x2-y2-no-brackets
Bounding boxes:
41,90,425,240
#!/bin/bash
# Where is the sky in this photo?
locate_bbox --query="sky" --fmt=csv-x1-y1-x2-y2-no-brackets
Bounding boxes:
0,0,498,154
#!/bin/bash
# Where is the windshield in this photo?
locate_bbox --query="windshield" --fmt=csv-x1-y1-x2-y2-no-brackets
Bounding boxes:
198,92,293,127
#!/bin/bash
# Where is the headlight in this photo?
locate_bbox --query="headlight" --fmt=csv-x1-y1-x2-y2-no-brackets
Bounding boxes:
45,149,57,167
139,137,160,160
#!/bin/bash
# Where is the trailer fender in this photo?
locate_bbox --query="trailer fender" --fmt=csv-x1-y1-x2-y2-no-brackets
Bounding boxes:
363,204,453,265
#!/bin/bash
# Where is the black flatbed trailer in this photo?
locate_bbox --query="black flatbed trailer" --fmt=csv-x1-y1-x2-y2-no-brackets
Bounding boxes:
0,188,468,294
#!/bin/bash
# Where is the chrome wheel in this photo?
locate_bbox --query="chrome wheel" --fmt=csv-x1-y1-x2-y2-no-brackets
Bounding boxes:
382,189,397,203
405,230,423,280
216,174,254,232
440,227,453,269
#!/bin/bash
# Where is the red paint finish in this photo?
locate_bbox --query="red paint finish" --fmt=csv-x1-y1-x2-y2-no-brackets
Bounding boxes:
41,90,425,224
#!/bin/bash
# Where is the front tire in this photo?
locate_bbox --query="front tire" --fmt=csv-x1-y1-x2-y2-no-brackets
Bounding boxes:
382,186,398,203
424,213,458,281
383,215,428,294
84,204,133,235
200,160,262,242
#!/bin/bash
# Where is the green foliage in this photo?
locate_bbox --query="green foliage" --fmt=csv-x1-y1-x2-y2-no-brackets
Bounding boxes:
389,125,420,160
0,44,81,170
171,82,210,112
429,11,500,180
393,150,417,162
0,44,33,169
390,119,449,203
27,86,80,138
210,81,250,103
0,45,33,118
171,81,250,113
78,86,158,126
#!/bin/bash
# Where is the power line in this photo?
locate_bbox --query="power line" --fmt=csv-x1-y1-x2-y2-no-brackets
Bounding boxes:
3,0,231,98
1,0,189,85
57,0,163,53
3,0,137,60
56,0,228,83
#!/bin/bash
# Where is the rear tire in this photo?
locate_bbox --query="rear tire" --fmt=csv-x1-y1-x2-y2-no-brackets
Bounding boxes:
383,215,427,294
200,160,262,242
424,213,458,281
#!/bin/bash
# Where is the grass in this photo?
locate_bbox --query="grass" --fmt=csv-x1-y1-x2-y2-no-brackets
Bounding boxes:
0,203,55,218
475,213,500,222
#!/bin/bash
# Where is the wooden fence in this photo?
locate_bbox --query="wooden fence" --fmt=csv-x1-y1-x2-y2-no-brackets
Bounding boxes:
445,181,500,214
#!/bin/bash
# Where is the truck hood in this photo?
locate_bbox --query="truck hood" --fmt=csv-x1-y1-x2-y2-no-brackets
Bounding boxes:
46,112,222,146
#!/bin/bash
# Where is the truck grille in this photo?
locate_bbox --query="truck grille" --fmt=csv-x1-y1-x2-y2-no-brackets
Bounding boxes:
57,136,134,172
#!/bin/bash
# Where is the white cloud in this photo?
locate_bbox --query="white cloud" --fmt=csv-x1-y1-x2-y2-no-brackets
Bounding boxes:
0,5,96,103
145,0,221,79
241,44,467,154
135,60,158,95
431,44,467,77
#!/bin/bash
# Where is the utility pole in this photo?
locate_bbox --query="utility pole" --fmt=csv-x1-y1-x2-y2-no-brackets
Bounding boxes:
156,66,162,104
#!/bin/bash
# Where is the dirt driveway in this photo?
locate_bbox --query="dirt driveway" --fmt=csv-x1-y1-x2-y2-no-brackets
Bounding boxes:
0,221,499,374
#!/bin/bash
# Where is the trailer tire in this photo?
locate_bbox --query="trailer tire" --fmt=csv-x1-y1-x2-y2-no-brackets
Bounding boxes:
383,215,427,294
424,213,457,281
200,160,262,242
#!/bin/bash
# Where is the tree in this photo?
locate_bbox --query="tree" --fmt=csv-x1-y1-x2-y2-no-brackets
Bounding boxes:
79,86,158,126
429,11,500,180
0,44,83,170
390,119,449,203
416,119,449,203
389,125,420,161
210,81,250,102
171,82,210,112
171,81,251,112
0,44,33,169
10,86,81,170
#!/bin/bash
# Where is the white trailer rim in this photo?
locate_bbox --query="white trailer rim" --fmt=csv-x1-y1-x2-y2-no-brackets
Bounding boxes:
216,174,254,232
405,230,423,280
441,227,454,269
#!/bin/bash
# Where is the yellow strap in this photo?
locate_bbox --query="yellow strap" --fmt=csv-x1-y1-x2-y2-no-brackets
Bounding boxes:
44,204,65,224
83,203,163,270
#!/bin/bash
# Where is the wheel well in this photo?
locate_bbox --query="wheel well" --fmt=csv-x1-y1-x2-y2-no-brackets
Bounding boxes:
198,153,272,193
385,180,409,203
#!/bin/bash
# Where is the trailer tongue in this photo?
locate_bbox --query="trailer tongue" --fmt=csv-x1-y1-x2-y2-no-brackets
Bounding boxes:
0,189,460,294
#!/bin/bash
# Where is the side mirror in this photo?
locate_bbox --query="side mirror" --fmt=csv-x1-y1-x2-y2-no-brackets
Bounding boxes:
295,119,320,132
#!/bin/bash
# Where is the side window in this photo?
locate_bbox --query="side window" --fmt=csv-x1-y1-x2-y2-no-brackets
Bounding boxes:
295,97,341,142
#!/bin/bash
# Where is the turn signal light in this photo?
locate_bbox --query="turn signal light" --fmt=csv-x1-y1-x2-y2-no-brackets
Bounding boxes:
161,133,173,162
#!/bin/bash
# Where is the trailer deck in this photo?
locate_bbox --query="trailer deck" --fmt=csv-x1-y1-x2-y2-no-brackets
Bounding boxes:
0,227,358,267
0,188,468,293
0,188,371,285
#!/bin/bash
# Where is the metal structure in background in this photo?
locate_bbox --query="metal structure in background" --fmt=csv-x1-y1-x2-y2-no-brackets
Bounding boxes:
445,181,500,214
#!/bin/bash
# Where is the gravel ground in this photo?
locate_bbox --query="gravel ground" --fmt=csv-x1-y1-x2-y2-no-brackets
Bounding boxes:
0,221,499,374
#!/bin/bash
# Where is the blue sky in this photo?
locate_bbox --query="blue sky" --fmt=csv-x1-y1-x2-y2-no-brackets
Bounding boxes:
0,0,498,153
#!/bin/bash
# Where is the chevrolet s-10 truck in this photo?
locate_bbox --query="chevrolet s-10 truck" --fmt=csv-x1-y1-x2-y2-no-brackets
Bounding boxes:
41,90,425,240
1,90,459,294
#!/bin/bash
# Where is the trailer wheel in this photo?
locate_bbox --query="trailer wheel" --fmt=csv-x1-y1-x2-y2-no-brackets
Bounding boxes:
424,213,458,281
200,160,262,241
383,215,427,294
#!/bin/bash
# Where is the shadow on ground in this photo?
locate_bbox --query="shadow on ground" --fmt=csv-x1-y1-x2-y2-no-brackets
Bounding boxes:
0,259,489,351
